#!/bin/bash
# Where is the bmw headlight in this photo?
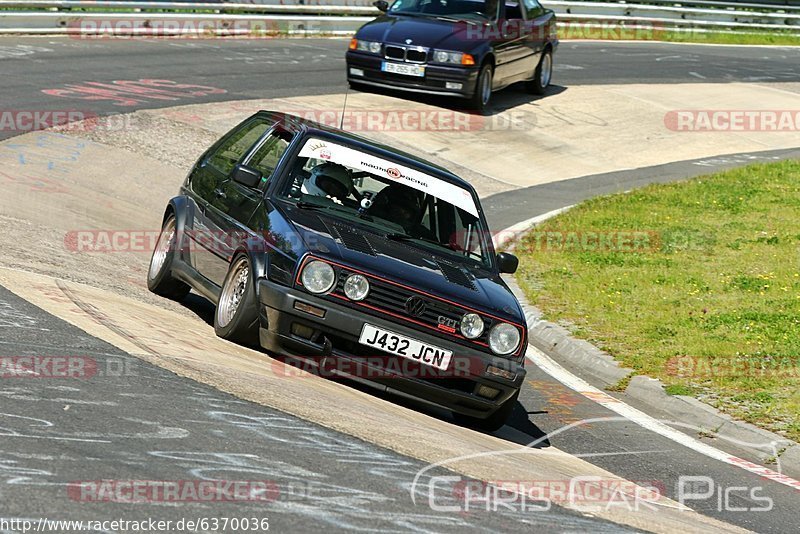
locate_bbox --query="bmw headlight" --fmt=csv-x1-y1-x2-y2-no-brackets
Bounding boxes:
343,274,370,301
460,313,484,339
488,323,521,355
433,50,474,65
356,40,382,54
301,260,336,294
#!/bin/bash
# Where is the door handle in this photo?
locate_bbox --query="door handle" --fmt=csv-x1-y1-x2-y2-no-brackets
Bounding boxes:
213,188,227,199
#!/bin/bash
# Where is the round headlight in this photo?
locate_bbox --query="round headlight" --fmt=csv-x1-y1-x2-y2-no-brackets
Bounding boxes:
301,260,336,294
460,313,484,339
343,274,370,301
488,323,521,355
369,41,382,54
434,50,450,63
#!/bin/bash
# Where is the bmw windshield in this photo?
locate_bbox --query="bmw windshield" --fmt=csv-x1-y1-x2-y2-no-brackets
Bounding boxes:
279,136,494,269
389,0,499,20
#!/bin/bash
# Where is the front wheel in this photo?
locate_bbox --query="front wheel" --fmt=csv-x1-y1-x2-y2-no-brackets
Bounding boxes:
526,49,553,96
214,254,260,346
468,63,493,113
147,215,191,300
453,390,519,432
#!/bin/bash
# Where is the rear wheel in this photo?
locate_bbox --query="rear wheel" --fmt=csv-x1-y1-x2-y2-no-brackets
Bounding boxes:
526,49,553,96
147,215,190,300
214,253,260,346
453,390,519,432
468,63,493,113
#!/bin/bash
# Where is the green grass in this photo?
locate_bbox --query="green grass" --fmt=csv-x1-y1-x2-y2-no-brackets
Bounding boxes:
658,29,800,46
516,160,800,441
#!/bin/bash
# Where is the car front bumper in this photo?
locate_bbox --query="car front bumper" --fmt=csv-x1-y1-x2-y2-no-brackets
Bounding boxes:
257,278,526,418
346,50,480,99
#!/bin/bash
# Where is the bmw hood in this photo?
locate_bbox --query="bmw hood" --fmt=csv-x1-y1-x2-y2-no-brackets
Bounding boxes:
356,14,482,52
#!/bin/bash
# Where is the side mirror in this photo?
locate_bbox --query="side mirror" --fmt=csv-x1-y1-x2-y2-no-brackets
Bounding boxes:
232,164,262,189
496,252,519,274
373,0,389,12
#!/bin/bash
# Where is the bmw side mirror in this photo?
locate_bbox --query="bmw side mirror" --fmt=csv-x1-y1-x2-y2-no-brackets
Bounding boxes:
497,252,519,274
232,164,262,189
374,0,389,12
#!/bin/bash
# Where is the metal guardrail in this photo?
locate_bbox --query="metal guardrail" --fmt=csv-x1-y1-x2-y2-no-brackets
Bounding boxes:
0,0,798,35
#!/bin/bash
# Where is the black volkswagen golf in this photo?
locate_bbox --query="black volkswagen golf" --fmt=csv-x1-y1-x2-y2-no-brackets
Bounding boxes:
346,0,558,111
147,111,527,431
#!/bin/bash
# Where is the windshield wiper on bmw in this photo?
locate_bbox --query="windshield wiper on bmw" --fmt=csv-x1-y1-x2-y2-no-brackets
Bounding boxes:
386,232,443,247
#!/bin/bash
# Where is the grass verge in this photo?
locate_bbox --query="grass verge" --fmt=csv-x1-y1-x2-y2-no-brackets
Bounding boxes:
516,160,800,441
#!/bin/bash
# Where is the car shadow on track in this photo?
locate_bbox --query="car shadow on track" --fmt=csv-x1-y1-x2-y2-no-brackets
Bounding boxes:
178,292,551,447
349,82,568,117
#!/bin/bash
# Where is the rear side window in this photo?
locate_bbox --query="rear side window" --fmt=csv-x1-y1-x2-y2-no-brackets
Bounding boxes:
207,119,270,175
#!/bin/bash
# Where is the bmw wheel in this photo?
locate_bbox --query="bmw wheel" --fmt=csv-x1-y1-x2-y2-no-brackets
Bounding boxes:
147,215,191,300
214,253,260,346
527,49,553,96
469,63,493,113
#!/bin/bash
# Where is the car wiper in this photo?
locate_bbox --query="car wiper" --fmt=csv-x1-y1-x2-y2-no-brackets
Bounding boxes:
294,201,324,210
386,233,443,247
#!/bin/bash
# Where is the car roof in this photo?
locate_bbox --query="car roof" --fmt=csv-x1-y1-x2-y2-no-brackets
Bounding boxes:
255,110,474,191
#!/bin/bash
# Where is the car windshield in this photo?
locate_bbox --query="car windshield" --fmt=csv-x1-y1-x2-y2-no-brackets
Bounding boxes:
279,136,493,268
389,0,498,20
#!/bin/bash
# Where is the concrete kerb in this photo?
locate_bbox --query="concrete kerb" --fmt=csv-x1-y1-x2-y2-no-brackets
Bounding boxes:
498,213,800,478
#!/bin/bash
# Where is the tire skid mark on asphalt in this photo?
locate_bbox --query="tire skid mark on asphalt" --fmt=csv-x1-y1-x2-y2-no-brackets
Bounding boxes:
0,267,744,533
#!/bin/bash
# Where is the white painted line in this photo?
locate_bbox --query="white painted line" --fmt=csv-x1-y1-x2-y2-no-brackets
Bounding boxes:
499,210,800,492
526,345,800,492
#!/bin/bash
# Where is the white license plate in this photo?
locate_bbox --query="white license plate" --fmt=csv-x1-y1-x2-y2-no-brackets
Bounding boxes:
382,61,425,77
359,324,452,371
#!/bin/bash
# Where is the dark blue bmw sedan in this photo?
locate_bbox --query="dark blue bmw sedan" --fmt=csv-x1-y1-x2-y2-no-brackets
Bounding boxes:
346,0,558,111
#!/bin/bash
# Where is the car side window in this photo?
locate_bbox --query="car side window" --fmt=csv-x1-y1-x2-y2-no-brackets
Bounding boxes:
505,0,523,20
248,131,292,188
522,0,543,18
207,119,270,175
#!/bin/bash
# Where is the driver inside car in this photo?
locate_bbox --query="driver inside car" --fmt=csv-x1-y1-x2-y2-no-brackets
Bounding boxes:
371,185,438,241
302,162,354,204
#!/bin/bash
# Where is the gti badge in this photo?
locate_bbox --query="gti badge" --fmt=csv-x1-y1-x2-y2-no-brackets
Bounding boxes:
437,316,459,333
405,39,413,44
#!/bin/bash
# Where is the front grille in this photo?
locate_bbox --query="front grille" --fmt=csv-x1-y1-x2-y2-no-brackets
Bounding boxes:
385,46,405,61
332,268,491,350
384,44,429,64
405,49,427,63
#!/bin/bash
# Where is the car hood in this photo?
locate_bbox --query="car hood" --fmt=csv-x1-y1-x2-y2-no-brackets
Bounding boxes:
282,206,523,323
356,14,480,51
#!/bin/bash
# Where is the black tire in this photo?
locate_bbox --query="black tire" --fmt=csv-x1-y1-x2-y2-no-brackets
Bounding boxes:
453,390,519,432
526,49,553,96
468,63,493,113
214,253,260,347
147,214,191,300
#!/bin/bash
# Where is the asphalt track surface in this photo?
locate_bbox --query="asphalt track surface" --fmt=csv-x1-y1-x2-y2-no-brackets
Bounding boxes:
1,36,800,533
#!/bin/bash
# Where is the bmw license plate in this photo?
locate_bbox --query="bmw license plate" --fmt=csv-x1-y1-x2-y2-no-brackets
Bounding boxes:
359,324,452,371
382,61,425,77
